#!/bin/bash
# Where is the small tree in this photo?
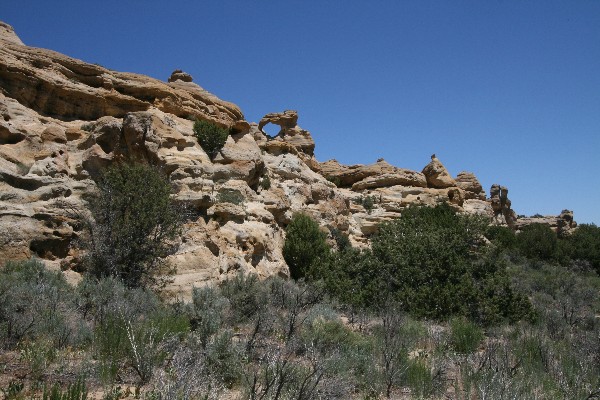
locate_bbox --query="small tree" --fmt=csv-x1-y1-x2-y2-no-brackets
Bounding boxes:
370,203,532,323
516,223,558,261
85,163,182,288
283,214,330,280
193,120,230,160
560,223,600,273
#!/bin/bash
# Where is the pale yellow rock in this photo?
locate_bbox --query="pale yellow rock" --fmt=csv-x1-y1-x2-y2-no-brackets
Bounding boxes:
455,171,485,200
0,21,575,299
422,156,456,188
258,110,315,156
352,169,427,190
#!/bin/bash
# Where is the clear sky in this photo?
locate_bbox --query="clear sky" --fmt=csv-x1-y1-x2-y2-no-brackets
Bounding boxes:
3,1,600,224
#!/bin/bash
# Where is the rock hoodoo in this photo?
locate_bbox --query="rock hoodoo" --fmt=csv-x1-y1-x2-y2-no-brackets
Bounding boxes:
489,184,517,228
168,69,194,83
0,21,576,296
422,155,457,188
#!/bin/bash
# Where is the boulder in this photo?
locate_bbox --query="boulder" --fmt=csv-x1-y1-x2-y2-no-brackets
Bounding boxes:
168,69,194,83
41,126,67,144
422,155,456,188
207,202,246,224
352,169,427,190
455,171,485,200
0,21,24,45
319,159,397,187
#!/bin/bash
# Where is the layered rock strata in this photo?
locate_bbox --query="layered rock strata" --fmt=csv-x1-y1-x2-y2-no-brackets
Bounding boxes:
0,22,576,296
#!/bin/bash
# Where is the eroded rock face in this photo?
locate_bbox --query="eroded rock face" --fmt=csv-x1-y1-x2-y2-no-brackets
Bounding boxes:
258,110,315,156
455,171,485,200
0,21,577,298
0,21,24,45
422,155,456,188
168,70,194,83
319,159,426,189
0,27,243,125
490,184,517,227
515,209,578,236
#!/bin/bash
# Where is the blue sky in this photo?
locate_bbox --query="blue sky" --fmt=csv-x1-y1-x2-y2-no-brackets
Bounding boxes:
3,1,600,224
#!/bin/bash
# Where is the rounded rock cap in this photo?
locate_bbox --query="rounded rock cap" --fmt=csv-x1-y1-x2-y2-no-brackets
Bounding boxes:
168,69,194,83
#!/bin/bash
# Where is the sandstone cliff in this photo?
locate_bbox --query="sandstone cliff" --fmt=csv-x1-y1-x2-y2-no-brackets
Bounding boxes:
0,22,574,296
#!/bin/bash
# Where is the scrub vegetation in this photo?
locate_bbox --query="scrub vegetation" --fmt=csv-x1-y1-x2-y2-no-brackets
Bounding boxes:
1,200,599,399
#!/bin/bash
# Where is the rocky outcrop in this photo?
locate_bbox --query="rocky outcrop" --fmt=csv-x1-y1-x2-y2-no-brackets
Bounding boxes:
490,184,517,228
257,110,315,156
0,21,24,45
422,155,456,188
0,22,578,297
515,209,577,236
318,159,426,189
351,169,427,191
0,29,243,126
455,171,486,200
168,69,194,83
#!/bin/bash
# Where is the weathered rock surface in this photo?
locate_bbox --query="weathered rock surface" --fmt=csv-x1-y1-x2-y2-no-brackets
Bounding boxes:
489,184,517,228
168,69,194,83
351,169,427,190
455,171,486,200
318,159,425,188
0,21,24,45
0,22,577,297
515,209,577,236
257,110,315,156
0,28,243,126
422,155,457,188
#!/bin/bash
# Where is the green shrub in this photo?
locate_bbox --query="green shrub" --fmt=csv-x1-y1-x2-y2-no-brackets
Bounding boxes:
193,120,230,160
216,189,245,205
319,248,383,310
42,377,88,400
449,317,484,354
405,359,435,398
560,223,600,273
517,223,558,261
301,317,360,356
77,276,185,385
259,175,271,190
283,213,330,280
206,330,242,387
85,163,182,289
325,175,341,187
362,195,375,214
188,286,229,349
1,380,24,399
0,259,75,349
19,339,57,381
329,227,351,252
486,225,517,249
220,273,266,323
372,204,513,321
